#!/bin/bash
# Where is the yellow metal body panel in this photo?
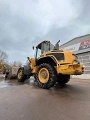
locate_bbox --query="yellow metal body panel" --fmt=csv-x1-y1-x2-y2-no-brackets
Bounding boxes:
28,50,84,75
28,58,36,73
55,51,83,75
56,64,83,75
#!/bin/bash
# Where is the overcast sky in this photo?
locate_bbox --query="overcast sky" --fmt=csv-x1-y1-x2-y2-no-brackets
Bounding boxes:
0,0,90,64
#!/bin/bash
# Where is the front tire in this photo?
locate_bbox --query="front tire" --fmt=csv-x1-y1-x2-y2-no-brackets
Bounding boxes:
36,63,57,89
17,67,27,82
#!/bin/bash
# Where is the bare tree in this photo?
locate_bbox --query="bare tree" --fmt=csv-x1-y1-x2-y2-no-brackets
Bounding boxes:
17,61,22,67
11,61,22,67
0,49,8,62
0,50,8,73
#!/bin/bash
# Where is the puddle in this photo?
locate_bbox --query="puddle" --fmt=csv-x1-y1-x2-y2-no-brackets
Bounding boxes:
0,80,10,88
0,74,36,88
0,79,19,88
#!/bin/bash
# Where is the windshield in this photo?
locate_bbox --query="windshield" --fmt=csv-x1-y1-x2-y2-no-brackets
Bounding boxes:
37,48,41,58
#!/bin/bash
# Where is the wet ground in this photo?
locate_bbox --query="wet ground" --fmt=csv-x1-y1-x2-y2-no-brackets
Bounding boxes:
0,74,90,120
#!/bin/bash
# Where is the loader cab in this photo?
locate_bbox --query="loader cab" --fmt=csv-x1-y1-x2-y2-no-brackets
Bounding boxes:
35,40,54,59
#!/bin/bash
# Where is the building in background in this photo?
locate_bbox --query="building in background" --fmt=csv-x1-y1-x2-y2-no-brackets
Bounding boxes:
60,34,90,79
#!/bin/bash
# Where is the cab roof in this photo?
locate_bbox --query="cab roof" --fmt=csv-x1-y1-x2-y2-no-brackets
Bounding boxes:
36,40,50,49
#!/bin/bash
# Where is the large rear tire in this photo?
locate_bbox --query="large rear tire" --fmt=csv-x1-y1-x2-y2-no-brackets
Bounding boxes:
57,74,70,85
36,63,57,89
17,67,27,82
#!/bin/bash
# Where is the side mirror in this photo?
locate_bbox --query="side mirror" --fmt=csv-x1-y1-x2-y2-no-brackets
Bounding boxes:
32,46,34,50
27,57,30,60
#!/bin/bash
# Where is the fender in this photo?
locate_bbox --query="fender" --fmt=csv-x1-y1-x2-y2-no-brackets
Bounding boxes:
22,65,31,75
36,56,57,66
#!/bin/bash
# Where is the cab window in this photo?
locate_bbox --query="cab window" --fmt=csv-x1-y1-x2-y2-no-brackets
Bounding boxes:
37,48,41,58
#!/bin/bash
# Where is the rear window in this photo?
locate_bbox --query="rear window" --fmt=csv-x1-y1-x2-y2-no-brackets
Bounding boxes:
47,53,64,61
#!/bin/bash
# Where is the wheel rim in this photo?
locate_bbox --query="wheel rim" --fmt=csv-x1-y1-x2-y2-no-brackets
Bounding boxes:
38,68,49,83
18,69,22,79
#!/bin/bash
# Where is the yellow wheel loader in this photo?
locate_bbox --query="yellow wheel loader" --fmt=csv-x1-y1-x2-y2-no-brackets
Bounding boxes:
17,40,84,89
0,62,6,74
